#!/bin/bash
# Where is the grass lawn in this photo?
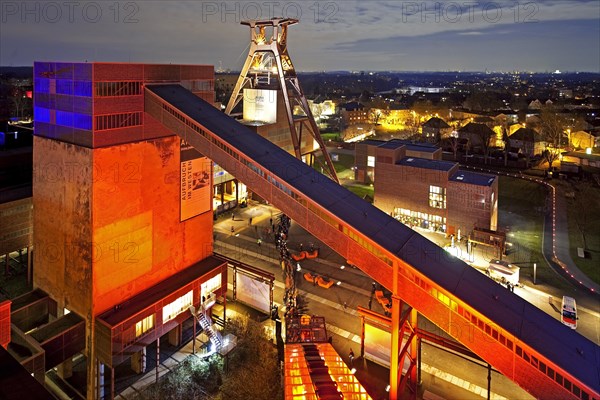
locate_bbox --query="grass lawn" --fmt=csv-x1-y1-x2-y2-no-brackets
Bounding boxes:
315,153,355,180
315,150,373,200
563,181,600,285
498,176,573,290
321,132,341,141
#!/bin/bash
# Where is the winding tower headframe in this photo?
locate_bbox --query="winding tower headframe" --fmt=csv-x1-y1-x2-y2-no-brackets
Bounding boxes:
225,18,339,183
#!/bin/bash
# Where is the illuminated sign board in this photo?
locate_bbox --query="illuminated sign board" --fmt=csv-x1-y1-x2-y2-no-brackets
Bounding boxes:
180,139,211,221
243,89,277,125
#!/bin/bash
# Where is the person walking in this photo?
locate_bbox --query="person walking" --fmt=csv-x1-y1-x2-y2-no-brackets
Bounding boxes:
231,226,234,234
349,349,355,367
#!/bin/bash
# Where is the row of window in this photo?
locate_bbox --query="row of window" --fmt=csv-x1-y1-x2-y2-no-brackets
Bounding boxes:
95,81,142,97
0,227,31,241
342,225,393,266
135,315,155,339
0,204,32,218
165,103,237,168
516,345,587,399
95,112,143,131
413,274,591,400
120,274,223,349
35,78,92,97
307,203,337,228
122,313,156,349
267,175,292,197
163,290,193,324
35,106,93,130
201,274,222,295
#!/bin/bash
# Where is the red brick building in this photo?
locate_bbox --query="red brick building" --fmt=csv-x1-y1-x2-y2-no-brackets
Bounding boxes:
356,140,498,236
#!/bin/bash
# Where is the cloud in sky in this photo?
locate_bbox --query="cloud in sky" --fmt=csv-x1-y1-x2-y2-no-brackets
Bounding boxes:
0,0,598,71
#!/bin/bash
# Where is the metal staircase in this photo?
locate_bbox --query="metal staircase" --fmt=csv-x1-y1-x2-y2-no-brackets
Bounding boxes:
189,305,222,350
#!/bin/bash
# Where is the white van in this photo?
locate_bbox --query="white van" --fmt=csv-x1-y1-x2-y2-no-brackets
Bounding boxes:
560,296,577,329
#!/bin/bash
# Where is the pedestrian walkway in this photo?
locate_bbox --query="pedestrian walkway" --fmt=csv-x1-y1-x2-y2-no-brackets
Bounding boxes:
547,183,600,293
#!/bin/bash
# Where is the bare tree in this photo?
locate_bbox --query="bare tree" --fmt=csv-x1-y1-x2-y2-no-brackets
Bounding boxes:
470,124,495,164
502,124,510,167
540,105,568,171
570,182,595,250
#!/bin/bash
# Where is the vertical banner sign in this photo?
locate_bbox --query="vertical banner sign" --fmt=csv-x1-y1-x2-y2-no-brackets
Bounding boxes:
180,139,211,221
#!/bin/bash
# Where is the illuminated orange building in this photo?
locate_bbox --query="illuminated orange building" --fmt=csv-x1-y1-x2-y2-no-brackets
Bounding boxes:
29,62,227,399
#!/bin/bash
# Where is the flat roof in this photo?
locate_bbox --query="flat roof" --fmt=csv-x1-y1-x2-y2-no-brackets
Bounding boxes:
358,139,385,146
450,170,496,186
370,139,439,153
98,256,224,326
397,157,456,172
30,312,83,343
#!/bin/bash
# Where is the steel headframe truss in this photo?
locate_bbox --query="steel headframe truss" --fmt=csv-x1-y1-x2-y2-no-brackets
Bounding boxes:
225,18,339,183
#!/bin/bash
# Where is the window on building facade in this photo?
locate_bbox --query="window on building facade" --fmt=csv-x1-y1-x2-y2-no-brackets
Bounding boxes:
429,185,447,209
95,112,143,130
135,314,154,338
201,274,222,295
367,156,375,168
95,81,142,97
162,290,193,323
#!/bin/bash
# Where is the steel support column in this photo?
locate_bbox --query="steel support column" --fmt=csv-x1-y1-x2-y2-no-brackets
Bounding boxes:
193,315,197,354
156,338,160,383
360,315,365,358
110,366,114,400
389,295,402,399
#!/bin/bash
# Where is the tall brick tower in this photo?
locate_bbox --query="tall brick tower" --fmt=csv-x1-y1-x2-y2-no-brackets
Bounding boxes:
31,62,226,399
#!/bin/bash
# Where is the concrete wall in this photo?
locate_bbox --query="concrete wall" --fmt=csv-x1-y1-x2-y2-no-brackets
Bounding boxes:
33,136,93,318
447,178,498,233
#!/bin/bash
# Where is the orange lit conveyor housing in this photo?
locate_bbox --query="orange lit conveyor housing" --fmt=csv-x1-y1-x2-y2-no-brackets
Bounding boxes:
144,84,600,400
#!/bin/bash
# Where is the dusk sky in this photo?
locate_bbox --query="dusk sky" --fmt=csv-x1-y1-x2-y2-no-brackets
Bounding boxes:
1,0,599,72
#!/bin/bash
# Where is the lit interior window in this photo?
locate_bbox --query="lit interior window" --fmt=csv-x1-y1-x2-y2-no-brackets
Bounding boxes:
162,290,193,323
367,156,375,168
